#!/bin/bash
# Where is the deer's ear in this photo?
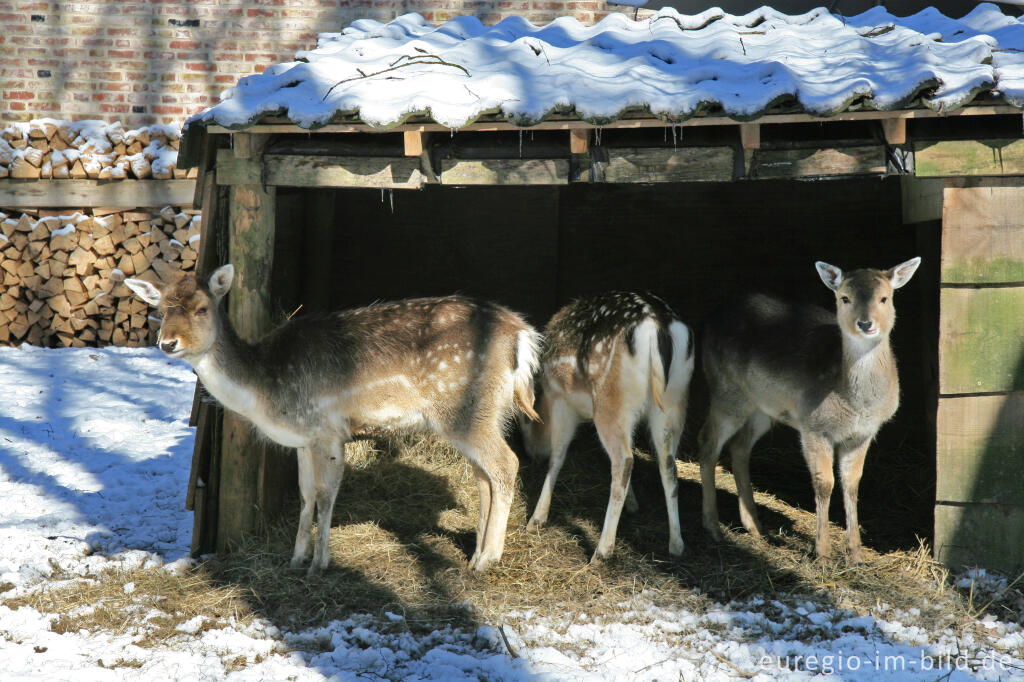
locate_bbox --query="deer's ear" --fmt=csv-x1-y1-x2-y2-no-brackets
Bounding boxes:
887,257,921,289
125,278,163,306
815,261,844,291
208,264,234,299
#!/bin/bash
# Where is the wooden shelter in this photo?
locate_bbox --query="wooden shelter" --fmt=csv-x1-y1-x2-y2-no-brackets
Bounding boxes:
177,6,1023,574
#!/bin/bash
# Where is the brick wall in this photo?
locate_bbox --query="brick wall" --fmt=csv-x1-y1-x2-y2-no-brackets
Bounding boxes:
0,0,631,129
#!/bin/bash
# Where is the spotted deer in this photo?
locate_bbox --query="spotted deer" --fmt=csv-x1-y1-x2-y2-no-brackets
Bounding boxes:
126,265,540,575
698,258,921,563
520,292,695,563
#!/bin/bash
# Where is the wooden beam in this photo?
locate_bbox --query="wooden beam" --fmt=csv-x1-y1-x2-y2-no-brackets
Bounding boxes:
201,104,1022,136
570,128,589,154
881,118,907,145
440,159,568,185
748,146,886,179
739,123,760,150
403,131,424,157
901,176,946,223
601,147,733,183
916,139,1024,177
217,153,278,554
216,149,423,189
0,179,196,208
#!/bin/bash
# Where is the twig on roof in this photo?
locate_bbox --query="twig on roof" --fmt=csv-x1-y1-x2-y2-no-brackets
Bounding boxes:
322,54,470,101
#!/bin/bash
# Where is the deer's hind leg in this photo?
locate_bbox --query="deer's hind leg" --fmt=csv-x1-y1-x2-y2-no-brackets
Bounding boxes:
460,431,519,572
728,411,772,539
698,402,752,541
527,396,581,530
591,404,638,563
646,397,686,556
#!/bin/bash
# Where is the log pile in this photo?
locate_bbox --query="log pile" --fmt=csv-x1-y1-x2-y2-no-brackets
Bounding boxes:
0,119,194,180
0,206,200,347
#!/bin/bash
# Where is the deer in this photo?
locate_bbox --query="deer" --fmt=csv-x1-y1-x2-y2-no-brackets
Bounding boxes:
697,257,921,564
125,264,540,576
519,292,694,563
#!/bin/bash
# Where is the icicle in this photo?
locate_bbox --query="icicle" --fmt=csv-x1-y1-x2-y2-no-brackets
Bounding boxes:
389,189,394,214
519,130,524,158
595,127,603,145
664,126,668,143
381,188,385,204
450,127,455,138
671,125,677,148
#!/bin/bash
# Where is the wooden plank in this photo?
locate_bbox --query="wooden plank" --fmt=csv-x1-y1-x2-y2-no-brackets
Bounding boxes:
216,150,423,189
942,180,1024,283
199,104,1022,135
602,147,733,183
916,139,1024,177
934,502,1024,573
440,158,568,185
750,145,886,178
939,287,1024,395
936,394,1024,505
0,179,196,208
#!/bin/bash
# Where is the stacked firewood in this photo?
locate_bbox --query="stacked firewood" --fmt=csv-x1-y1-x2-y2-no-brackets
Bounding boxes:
0,119,194,180
0,206,200,347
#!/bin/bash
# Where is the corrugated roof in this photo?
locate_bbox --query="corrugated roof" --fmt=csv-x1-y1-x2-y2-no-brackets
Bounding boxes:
184,3,1024,133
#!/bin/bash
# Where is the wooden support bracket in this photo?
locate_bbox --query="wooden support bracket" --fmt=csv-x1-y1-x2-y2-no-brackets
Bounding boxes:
232,133,251,159
882,119,907,145
740,124,760,150
404,131,425,157
570,128,589,155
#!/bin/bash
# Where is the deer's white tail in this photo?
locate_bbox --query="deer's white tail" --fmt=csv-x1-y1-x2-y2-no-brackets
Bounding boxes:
514,328,541,422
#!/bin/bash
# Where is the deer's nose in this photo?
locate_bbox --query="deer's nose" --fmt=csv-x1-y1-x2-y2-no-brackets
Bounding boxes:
160,339,179,354
856,319,873,333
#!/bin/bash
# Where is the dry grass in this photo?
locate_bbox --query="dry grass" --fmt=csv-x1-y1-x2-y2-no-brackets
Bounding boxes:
3,431,1020,647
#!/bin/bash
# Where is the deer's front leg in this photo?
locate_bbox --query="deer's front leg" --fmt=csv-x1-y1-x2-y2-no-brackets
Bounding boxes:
291,446,316,569
308,439,347,577
800,431,835,561
838,437,870,564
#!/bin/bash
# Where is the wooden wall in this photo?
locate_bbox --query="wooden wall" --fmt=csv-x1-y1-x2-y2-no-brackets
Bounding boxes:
933,178,1024,575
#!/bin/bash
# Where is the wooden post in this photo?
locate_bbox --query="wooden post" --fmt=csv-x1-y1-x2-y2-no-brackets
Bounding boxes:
934,178,1024,574
216,134,279,554
403,131,424,157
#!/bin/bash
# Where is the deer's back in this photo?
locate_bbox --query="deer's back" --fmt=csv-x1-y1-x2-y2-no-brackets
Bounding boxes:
230,295,531,437
702,294,846,428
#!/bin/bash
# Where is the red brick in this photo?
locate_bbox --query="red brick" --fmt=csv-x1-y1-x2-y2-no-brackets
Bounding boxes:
4,89,34,99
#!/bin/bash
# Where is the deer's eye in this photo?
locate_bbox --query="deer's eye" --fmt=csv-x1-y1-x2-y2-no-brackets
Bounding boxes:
195,306,209,316
880,297,888,304
840,296,850,304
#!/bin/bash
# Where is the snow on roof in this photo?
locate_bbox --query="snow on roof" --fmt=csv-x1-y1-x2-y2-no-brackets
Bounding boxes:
185,3,1024,132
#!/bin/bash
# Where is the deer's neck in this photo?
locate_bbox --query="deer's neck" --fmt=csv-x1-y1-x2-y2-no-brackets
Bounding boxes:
192,318,265,420
840,333,897,410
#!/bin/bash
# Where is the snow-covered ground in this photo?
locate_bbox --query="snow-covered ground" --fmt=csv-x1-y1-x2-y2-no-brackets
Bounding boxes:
0,345,1021,680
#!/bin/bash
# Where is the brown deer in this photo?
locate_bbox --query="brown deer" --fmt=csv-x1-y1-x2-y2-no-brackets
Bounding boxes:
520,292,694,563
126,265,540,575
698,258,921,563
